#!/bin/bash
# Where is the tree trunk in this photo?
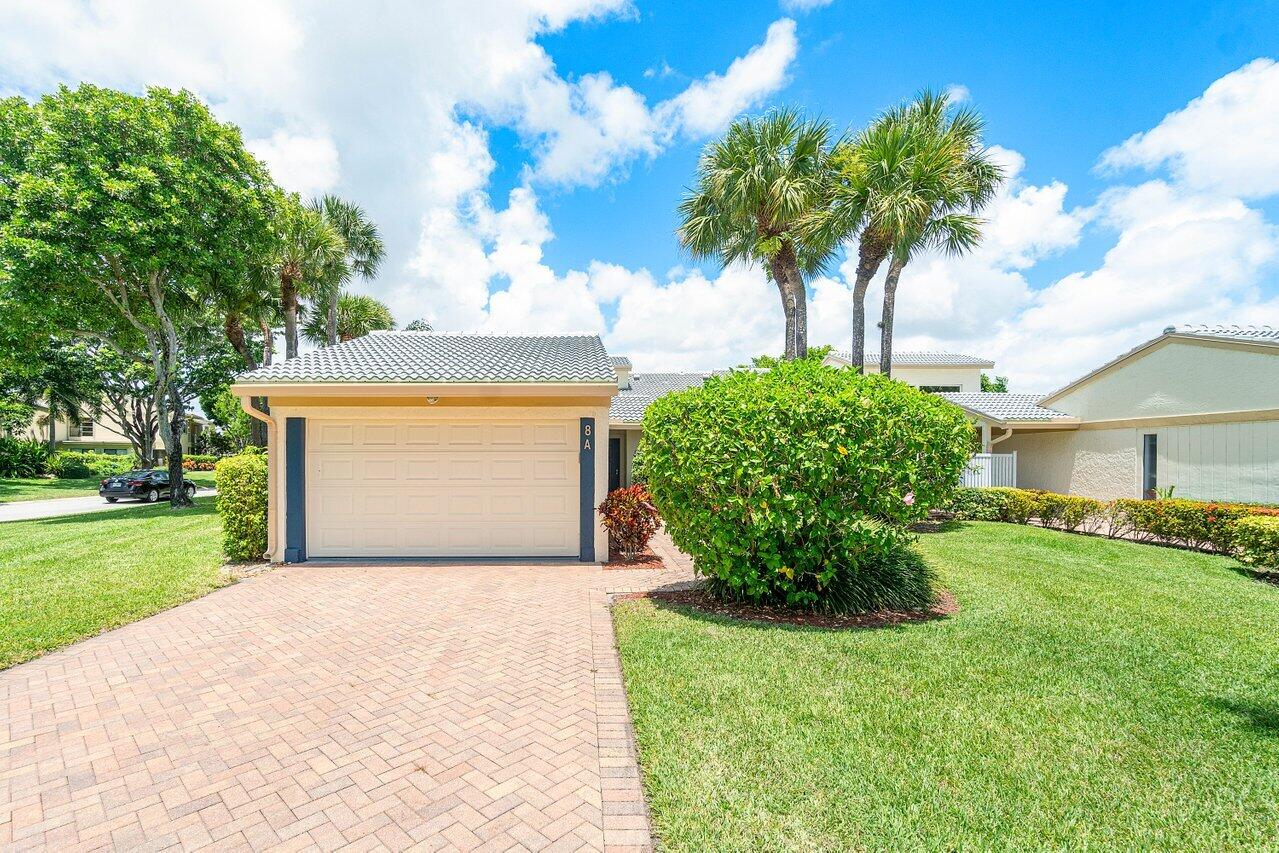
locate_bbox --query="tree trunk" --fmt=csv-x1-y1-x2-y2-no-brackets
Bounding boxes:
259,319,274,366
223,311,257,370
769,245,809,360
327,288,339,347
281,276,300,360
165,384,192,508
880,255,907,378
851,233,889,374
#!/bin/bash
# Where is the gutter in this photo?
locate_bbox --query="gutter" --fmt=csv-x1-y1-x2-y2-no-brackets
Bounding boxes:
239,397,278,561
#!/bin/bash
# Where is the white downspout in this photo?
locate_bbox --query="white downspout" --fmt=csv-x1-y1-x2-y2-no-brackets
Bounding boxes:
239,396,278,561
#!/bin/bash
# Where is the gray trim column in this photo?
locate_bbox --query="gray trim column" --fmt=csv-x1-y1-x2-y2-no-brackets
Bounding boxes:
284,417,306,563
579,417,595,562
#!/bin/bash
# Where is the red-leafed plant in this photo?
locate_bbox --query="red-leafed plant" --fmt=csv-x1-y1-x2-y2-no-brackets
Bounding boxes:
598,485,661,560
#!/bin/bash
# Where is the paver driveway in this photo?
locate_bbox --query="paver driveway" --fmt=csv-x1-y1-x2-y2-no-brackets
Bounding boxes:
0,537,694,851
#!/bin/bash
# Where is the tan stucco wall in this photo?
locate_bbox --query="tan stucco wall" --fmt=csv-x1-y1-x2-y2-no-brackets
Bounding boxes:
263,400,612,563
887,365,985,392
1046,338,1279,421
1000,428,1140,500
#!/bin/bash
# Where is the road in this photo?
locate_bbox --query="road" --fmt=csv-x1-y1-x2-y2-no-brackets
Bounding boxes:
0,488,217,523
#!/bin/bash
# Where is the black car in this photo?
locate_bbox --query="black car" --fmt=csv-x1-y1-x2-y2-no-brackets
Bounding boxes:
99,469,197,503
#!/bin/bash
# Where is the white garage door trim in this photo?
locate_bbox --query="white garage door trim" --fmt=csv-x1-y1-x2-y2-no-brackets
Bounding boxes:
306,417,580,558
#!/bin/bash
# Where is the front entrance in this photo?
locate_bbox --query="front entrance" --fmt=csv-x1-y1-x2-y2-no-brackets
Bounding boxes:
608,436,622,492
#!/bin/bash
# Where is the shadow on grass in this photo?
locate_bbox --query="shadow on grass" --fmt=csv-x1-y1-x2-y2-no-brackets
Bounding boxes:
1208,697,1279,737
34,496,218,526
910,518,972,535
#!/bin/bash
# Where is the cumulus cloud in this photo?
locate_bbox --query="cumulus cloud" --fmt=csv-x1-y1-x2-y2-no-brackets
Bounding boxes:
247,131,341,197
780,0,835,11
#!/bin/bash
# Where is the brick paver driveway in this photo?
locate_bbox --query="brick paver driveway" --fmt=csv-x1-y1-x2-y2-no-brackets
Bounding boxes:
0,536,693,851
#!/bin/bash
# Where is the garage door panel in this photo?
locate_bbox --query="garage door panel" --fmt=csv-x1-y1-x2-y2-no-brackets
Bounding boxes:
306,418,581,557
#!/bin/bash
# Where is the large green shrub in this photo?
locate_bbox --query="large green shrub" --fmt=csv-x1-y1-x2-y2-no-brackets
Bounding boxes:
642,360,972,612
0,437,48,477
1110,498,1249,552
1233,516,1279,571
216,449,268,561
46,450,135,479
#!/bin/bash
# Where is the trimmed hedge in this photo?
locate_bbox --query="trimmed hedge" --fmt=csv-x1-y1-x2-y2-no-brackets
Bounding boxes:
216,449,268,562
182,454,220,471
945,486,1278,567
1233,516,1279,571
0,437,48,477
642,360,972,613
46,450,135,479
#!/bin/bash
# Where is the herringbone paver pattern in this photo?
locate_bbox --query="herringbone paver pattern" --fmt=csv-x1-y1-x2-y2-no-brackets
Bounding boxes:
0,534,694,851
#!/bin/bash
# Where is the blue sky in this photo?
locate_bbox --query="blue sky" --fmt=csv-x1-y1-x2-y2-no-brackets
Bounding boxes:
3,1,1279,390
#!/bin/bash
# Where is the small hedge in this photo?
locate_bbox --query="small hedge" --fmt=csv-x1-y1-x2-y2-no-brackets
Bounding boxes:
945,486,1279,569
216,449,268,562
642,359,972,613
0,437,48,477
46,450,135,479
598,485,660,559
1233,516,1279,572
182,454,220,471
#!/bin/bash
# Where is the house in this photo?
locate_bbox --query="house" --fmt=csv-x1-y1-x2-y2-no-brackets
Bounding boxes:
941,325,1279,503
608,350,996,491
23,401,209,458
230,333,615,562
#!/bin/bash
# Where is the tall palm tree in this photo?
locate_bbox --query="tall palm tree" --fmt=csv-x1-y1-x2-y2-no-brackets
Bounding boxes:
808,91,1002,375
876,93,1002,376
313,195,385,346
303,292,395,344
270,196,346,359
677,109,836,360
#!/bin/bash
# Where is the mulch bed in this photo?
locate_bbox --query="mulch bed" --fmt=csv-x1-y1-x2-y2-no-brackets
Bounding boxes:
604,544,666,570
619,586,958,630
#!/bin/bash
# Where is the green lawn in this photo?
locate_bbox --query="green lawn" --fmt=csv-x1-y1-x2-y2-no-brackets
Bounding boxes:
0,469,217,503
0,496,227,669
614,522,1279,851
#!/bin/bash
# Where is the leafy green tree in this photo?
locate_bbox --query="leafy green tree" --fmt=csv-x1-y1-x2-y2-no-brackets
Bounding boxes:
0,84,278,506
87,344,160,466
403,319,433,332
751,344,832,369
678,109,836,360
303,293,395,344
312,195,385,346
981,373,1009,392
0,396,33,435
1,340,103,454
270,196,346,360
210,385,252,449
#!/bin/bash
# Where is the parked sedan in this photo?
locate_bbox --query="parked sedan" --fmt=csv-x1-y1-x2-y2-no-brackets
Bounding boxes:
99,469,198,503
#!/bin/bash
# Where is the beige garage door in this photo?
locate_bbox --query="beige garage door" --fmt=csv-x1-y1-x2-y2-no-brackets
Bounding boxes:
306,418,579,558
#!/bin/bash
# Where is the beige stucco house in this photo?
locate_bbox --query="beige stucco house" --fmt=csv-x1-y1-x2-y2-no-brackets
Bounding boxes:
941,325,1279,503
23,402,208,458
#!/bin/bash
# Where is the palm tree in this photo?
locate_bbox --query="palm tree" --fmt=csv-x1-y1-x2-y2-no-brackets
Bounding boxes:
270,196,346,359
303,293,395,343
313,195,385,346
809,91,1002,375
677,109,836,360
18,340,102,454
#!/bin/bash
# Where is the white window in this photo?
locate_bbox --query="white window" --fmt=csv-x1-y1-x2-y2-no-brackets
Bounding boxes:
72,418,94,438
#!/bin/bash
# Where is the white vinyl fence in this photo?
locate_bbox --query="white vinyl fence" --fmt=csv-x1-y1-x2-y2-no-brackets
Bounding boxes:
960,452,1017,488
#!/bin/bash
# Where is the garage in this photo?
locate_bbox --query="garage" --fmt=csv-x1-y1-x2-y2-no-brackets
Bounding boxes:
230,332,618,563
306,417,580,557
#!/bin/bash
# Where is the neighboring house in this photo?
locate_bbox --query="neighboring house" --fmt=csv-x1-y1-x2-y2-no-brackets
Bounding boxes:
230,333,615,562
942,325,1279,503
23,401,208,458
608,350,996,490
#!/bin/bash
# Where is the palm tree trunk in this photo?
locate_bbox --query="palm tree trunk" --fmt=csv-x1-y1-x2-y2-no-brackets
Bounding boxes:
327,288,339,347
281,277,300,360
223,311,257,370
851,234,889,373
880,255,906,378
259,319,274,366
771,245,809,360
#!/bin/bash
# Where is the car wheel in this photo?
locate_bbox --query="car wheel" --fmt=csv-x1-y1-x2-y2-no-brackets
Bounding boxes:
105,497,118,503
147,488,160,503
184,483,196,499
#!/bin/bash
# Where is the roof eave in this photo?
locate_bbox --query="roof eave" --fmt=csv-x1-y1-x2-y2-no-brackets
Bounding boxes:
230,380,620,398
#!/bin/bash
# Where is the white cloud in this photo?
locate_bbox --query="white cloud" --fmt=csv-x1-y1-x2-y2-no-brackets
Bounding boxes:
247,131,341,198
657,19,798,138
944,83,971,104
780,0,834,11
1099,58,1279,199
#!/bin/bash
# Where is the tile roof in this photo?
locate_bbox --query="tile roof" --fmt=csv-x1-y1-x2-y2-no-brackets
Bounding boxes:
237,332,616,384
937,392,1075,422
829,350,995,367
610,372,713,423
609,356,632,368
1167,324,1279,343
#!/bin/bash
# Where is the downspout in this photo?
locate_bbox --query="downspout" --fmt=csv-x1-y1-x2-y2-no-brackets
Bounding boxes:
239,396,278,560
990,426,1013,448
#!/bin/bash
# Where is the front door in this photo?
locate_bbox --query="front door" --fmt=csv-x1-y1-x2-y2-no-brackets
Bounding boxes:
608,436,622,492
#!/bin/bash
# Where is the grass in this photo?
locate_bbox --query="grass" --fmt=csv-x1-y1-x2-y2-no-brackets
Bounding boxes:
0,496,227,669
614,521,1279,851
0,469,217,503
